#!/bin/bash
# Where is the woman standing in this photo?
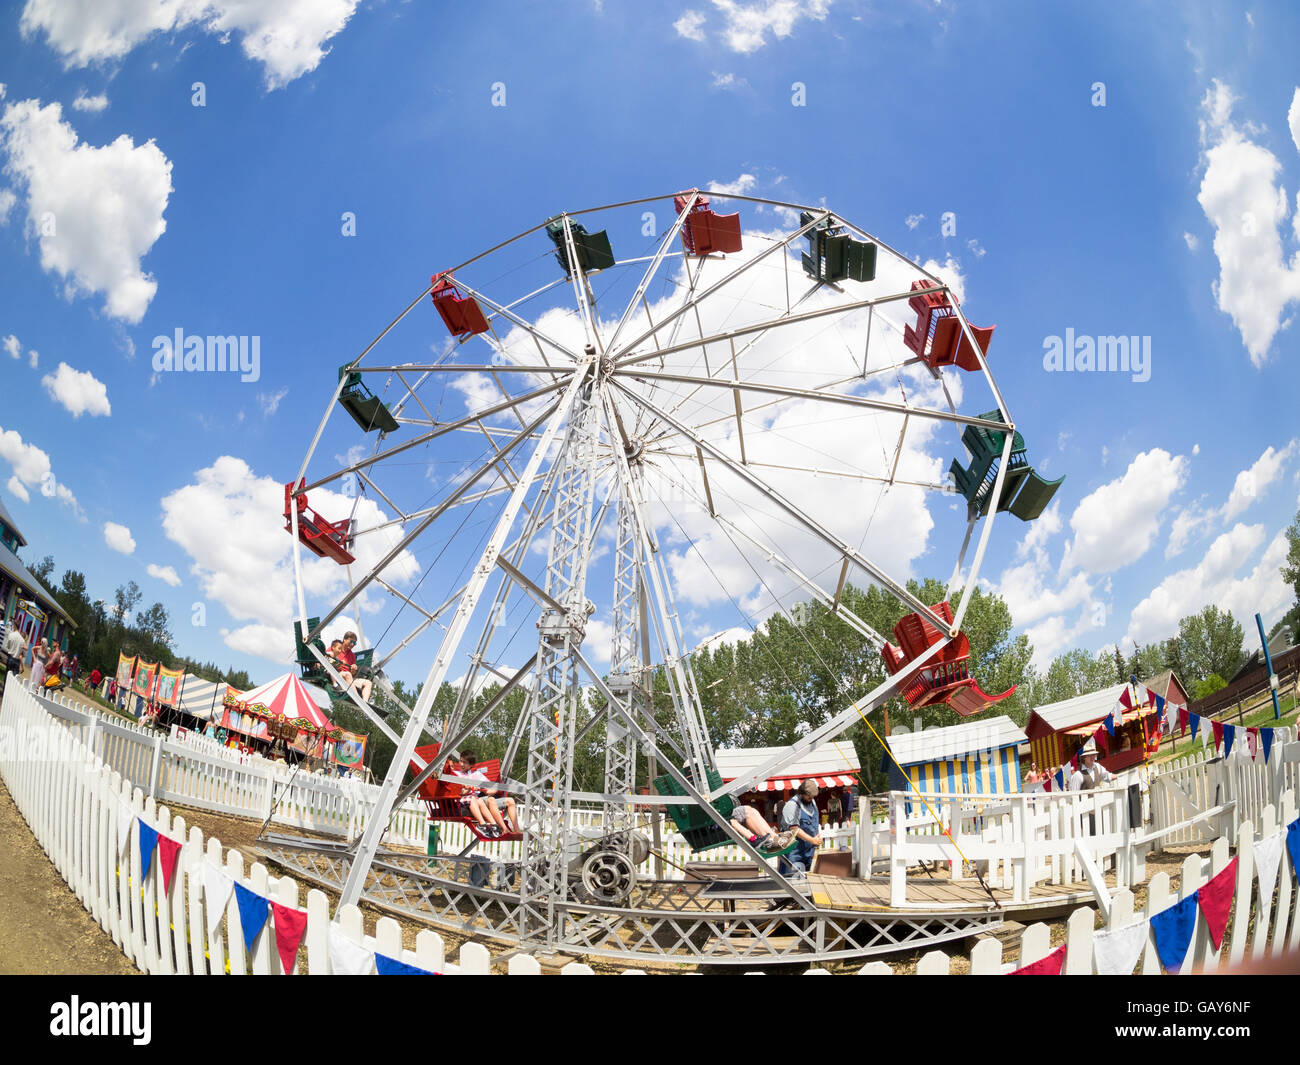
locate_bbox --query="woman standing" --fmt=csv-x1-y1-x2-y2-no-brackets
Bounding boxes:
30,638,49,690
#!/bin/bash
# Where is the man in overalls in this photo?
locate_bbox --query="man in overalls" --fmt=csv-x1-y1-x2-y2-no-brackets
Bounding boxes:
778,780,822,877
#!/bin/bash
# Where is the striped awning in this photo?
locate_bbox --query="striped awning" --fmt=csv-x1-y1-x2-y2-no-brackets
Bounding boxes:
754,773,856,792
1064,705,1155,737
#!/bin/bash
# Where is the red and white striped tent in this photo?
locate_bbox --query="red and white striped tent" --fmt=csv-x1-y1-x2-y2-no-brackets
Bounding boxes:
714,746,860,793
235,672,333,730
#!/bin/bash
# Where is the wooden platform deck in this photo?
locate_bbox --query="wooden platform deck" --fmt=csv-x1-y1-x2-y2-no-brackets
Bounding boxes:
806,872,1101,919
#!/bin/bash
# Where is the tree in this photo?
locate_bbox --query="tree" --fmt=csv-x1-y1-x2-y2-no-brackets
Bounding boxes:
1194,673,1227,700
29,555,56,588
1175,605,1245,687
113,581,142,626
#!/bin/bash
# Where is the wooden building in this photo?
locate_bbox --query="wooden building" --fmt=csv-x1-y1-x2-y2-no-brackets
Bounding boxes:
1025,682,1162,774
0,497,76,656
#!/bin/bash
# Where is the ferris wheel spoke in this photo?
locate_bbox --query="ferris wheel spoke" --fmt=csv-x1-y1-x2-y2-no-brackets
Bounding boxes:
313,396,563,639
302,376,571,492
610,210,832,360
612,380,950,633
641,456,888,647
614,281,950,373
602,191,701,357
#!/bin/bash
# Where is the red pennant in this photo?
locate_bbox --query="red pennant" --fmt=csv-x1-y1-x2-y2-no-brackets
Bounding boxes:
1198,857,1237,950
1178,706,1189,734
1010,945,1066,975
271,902,308,974
1096,728,1109,755
157,835,183,895
1211,720,1224,751
1247,728,1259,760
1119,688,1133,709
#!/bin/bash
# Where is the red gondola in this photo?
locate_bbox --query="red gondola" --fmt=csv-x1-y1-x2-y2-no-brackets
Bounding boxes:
283,481,356,565
674,190,743,256
410,743,522,843
880,601,1016,717
431,272,490,338
903,280,994,372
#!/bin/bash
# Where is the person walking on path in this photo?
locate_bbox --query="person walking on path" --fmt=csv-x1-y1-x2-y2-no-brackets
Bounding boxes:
30,638,49,690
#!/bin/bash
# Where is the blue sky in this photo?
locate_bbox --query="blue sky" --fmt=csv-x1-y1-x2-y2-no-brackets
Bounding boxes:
1,1,1299,689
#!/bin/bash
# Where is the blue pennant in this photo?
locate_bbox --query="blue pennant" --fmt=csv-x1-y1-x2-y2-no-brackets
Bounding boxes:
1150,894,1198,973
1222,724,1235,758
1104,713,1115,737
1287,820,1300,886
1054,769,1065,791
137,820,159,879
375,952,434,975
1154,694,1166,718
1188,712,1201,739
1262,729,1275,763
233,881,269,951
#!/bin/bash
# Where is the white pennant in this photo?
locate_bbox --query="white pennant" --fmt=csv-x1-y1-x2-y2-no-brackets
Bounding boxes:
1254,832,1285,905
203,859,235,938
1092,919,1149,975
329,925,376,975
117,799,134,856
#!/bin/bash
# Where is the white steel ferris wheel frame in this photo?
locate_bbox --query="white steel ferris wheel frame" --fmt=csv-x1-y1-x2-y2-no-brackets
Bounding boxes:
287,189,1021,950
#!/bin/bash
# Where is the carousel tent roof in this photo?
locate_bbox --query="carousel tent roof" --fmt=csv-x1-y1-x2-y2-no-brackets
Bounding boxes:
237,673,334,729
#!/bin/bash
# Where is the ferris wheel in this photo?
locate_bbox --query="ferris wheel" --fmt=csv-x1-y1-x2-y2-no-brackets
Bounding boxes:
279,189,1063,959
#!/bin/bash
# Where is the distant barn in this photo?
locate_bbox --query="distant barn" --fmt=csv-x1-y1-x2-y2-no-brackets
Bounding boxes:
1025,681,1171,774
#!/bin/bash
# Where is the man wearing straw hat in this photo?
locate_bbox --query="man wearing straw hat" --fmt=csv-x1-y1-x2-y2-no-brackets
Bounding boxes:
1068,738,1112,792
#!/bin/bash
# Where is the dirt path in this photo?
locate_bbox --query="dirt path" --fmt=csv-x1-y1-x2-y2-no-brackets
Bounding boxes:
0,777,139,975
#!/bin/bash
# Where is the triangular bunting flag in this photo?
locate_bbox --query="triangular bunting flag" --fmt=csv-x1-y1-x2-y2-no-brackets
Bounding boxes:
233,881,269,952
137,820,159,880
1211,720,1224,752
1009,945,1066,975
1054,769,1065,791
1093,920,1149,975
157,835,182,895
1255,832,1285,907
1119,687,1133,709
1150,895,1198,973
1262,728,1275,763
1178,706,1189,734
1154,693,1166,718
1188,712,1200,739
1042,776,1052,792
203,860,234,938
1245,728,1259,761
117,800,134,856
328,925,376,975
1104,712,1116,737
270,902,308,974
1198,857,1237,950
375,952,436,975
1287,820,1300,885
1222,724,1236,759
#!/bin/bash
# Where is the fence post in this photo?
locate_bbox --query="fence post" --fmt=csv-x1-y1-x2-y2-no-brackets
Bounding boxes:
147,733,164,800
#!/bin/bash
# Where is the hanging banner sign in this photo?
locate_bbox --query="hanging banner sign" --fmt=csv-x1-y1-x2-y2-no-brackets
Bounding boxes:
133,660,158,699
116,652,137,688
155,666,184,707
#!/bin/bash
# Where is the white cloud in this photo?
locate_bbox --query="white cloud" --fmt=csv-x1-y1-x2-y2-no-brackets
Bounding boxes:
674,10,707,40
1061,449,1188,575
1183,231,1199,251
0,424,81,516
905,214,924,231
28,349,37,368
0,98,172,323
71,91,108,113
2,334,19,359
1222,440,1296,519
223,623,295,665
146,563,181,587
707,172,757,197
1127,523,1291,646
0,187,14,224
711,72,749,91
1195,79,1300,365
21,0,362,90
258,387,289,416
103,520,135,554
41,361,111,417
7,476,29,503
710,0,833,54
161,456,420,654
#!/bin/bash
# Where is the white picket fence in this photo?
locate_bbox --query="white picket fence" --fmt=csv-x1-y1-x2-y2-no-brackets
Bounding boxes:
853,789,1300,974
14,683,859,877
4,679,1297,975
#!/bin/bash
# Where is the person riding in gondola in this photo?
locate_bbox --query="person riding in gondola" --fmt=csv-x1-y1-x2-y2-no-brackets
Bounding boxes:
450,750,521,837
